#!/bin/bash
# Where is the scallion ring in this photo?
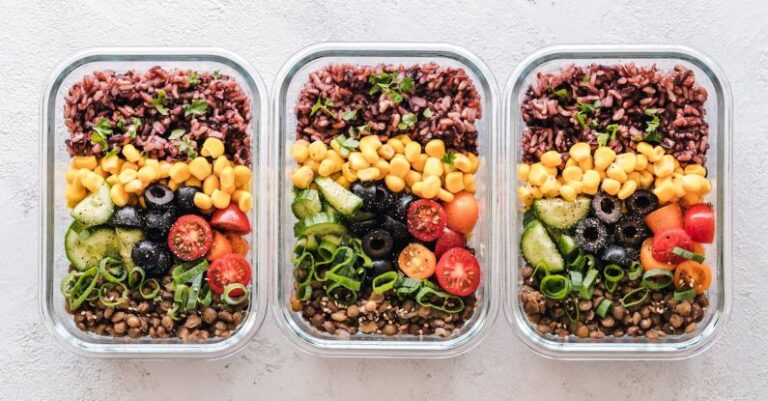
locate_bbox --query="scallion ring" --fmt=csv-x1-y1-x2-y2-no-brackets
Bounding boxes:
68,268,100,310
583,268,598,289
139,278,161,300
584,254,597,270
603,264,625,293
569,271,584,292
642,269,674,290
672,246,705,263
539,274,571,301
372,271,399,294
222,283,249,305
673,287,696,301
296,283,313,301
197,286,213,306
628,261,643,280
128,266,146,289
568,253,586,272
98,257,126,283
98,282,129,307
564,295,580,322
60,271,80,297
621,287,649,309
167,305,183,321
596,299,614,318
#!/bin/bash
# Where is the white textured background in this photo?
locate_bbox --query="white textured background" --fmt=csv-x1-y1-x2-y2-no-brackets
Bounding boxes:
0,1,765,400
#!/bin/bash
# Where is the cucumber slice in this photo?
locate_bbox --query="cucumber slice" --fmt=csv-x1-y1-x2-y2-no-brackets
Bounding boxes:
115,227,144,268
71,182,115,226
295,212,347,237
64,223,120,271
533,196,591,230
291,189,322,218
557,234,579,258
521,220,564,272
304,235,319,250
314,177,363,216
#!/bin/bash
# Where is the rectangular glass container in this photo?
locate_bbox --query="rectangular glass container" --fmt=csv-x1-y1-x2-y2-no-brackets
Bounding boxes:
503,45,732,360
269,42,500,358
39,48,269,358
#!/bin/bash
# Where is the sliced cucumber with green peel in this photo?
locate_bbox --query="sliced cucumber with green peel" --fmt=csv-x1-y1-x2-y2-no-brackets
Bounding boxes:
294,212,346,237
314,177,362,216
71,182,114,226
521,220,564,272
533,196,591,230
64,223,120,270
291,189,322,218
115,227,144,268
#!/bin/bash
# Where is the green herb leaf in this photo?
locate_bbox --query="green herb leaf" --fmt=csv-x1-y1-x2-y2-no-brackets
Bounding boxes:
596,133,609,147
149,89,169,116
183,99,208,117
442,151,456,167
644,108,659,116
212,70,221,79
188,71,200,86
643,129,663,144
125,117,141,139
356,124,370,136
423,108,433,118
397,76,414,92
116,117,125,131
573,111,588,129
398,113,418,131
342,110,357,121
90,118,113,150
552,88,568,101
606,124,621,139
577,100,601,114
367,72,411,104
105,147,121,158
177,136,198,159
310,97,334,118
169,129,186,140
581,74,591,83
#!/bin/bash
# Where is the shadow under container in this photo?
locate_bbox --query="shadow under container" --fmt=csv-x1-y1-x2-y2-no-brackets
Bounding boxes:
39,48,269,358
503,45,732,360
269,42,501,358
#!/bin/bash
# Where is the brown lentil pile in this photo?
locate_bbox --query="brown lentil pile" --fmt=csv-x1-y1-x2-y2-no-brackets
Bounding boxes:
66,269,248,341
64,67,253,166
291,285,477,338
295,63,482,154
520,63,709,164
520,265,708,339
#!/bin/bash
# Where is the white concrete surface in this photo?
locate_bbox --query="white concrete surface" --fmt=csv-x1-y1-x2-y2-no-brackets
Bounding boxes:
0,0,765,400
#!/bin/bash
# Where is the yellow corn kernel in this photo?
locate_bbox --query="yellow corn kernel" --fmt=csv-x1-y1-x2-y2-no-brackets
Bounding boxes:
341,163,358,183
81,172,104,193
385,175,406,193
421,175,441,199
109,183,129,207
673,176,686,198
397,134,412,144
682,192,701,206
540,150,563,168
124,179,144,193
211,189,231,209
375,160,390,179
231,189,245,202
653,180,677,203
639,171,654,188
565,158,578,169
232,165,251,187
389,155,410,178
292,140,310,163
562,166,582,182
559,184,577,201
291,165,314,189
681,174,703,194
404,142,421,162
238,191,253,212
93,166,108,178
155,161,172,179
601,178,621,196
189,157,212,180
685,164,707,177
378,144,395,160
304,159,319,173
185,177,202,187
309,140,328,161
169,162,191,183
443,162,456,175
137,166,157,184
578,156,594,171
412,154,428,172
357,167,380,182
700,178,712,195
120,162,138,172
654,155,675,178
634,154,648,172
569,143,592,162
167,179,180,190
636,142,654,159
387,138,405,154
106,175,119,185
517,186,532,205
434,188,453,203
203,175,219,196
73,155,98,170
405,170,422,188
567,180,583,194
467,153,480,174
122,144,141,162
594,147,616,170
425,140,446,159
453,154,472,173
66,167,78,184
66,182,87,203
445,172,465,193
348,152,370,170
607,163,628,183
423,157,443,177
318,159,337,177
411,182,424,197
211,156,228,175
598,170,607,181
527,183,543,199
628,171,641,184
362,148,380,165
541,176,561,197
359,135,382,151
200,137,225,158
618,180,637,200
118,169,138,185
651,146,666,163
327,148,343,168
464,174,476,193
194,192,212,209
615,153,636,173
517,164,530,181
528,163,550,187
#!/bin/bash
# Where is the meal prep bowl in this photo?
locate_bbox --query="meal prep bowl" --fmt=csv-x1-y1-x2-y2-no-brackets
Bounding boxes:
39,48,269,358
269,42,500,358
504,44,732,360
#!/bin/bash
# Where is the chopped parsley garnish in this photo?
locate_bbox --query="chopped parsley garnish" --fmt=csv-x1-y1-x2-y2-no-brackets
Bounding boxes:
442,151,456,167
398,113,417,131
342,109,357,121
177,136,198,159
104,147,121,158
596,123,621,147
125,117,141,139
310,97,335,118
577,100,602,113
596,133,609,147
333,135,360,151
423,108,433,118
188,70,200,86
149,89,169,116
642,108,662,143
552,88,569,101
183,99,208,117
169,129,186,140
90,118,113,150
212,70,221,79
368,72,414,104
574,111,588,129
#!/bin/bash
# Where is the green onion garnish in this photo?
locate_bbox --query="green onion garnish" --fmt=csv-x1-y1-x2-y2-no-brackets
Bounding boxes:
621,287,649,309
564,296,580,322
372,271,399,294
222,283,249,305
672,247,705,263
569,271,584,292
139,278,161,300
642,269,674,290
596,299,614,318
98,282,128,307
674,287,696,301
540,274,571,301
98,257,126,283
603,264,625,293
628,261,643,280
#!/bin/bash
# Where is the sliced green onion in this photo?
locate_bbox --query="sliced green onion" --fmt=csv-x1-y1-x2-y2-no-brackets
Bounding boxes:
128,266,146,289
60,271,80,297
198,286,213,306
583,268,598,289
318,238,339,260
596,299,614,318
172,260,209,284
603,264,625,293
557,235,579,257
68,268,100,310
372,271,399,294
539,274,570,301
395,277,422,297
185,273,204,311
621,287,649,309
414,286,464,313
569,271,584,292
325,282,358,305
584,254,596,270
564,296,580,322
222,283,249,305
672,246,705,263
325,271,361,292
531,262,550,280
674,287,696,301
167,305,183,321
642,269,674,290
628,261,643,280
296,283,313,301
568,253,586,272
98,257,127,283
98,282,129,307
173,284,190,304
578,286,594,300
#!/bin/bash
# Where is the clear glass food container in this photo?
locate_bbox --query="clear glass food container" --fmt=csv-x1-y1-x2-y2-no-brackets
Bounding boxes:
39,48,269,358
269,42,500,358
503,45,732,360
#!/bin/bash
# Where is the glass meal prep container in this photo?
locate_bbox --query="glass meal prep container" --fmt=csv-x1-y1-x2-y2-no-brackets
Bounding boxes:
269,42,501,358
39,48,268,358
504,45,732,360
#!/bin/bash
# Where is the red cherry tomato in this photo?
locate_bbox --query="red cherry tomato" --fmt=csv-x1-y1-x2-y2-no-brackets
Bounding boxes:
684,203,715,243
652,228,694,264
407,200,446,242
167,215,213,261
443,192,479,234
206,231,232,261
435,248,481,297
207,253,252,295
210,203,251,235
434,228,466,259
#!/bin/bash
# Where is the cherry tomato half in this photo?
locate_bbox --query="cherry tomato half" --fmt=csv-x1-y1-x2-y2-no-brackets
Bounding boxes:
206,231,232,262
652,228,694,264
207,253,252,295
210,203,251,235
443,192,479,234
434,228,466,259
644,202,683,234
640,238,676,271
398,243,436,279
167,215,213,261
225,232,250,256
684,203,715,243
435,248,481,297
407,200,446,242
674,260,712,294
